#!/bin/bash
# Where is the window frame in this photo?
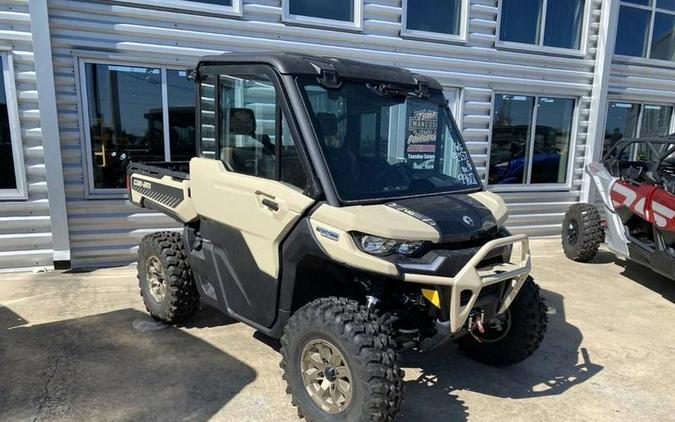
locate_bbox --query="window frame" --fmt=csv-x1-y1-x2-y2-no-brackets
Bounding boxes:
400,0,469,44
614,1,675,66
113,0,242,17
601,100,675,155
495,0,591,57
282,0,364,32
198,64,313,192
0,50,27,201
216,70,281,180
76,57,195,198
486,92,580,192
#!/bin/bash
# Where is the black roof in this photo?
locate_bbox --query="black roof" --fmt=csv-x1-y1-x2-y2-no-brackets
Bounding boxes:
198,52,443,90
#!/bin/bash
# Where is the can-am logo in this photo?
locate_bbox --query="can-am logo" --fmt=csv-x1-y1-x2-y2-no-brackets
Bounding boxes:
462,216,475,226
132,178,152,189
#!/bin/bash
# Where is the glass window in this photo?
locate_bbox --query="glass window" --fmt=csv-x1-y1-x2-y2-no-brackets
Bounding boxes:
616,6,652,57
637,104,673,159
218,74,278,179
604,102,639,155
641,104,673,137
298,79,480,202
651,12,675,60
115,0,240,16
543,0,585,49
288,0,353,22
82,62,197,191
603,102,640,158
658,0,675,11
167,70,196,161
500,0,543,45
86,64,164,189
489,94,576,185
280,115,306,188
0,56,17,191
405,0,462,36
489,95,535,185
358,113,378,157
616,1,675,61
531,97,575,183
500,0,585,50
603,102,674,159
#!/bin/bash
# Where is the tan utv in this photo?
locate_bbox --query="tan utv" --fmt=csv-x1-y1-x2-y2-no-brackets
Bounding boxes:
127,53,547,421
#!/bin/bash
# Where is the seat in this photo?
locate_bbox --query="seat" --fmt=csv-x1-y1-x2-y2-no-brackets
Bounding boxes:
219,108,276,178
663,175,675,195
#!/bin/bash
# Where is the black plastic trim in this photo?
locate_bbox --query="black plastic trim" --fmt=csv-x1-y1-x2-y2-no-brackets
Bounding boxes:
284,74,339,205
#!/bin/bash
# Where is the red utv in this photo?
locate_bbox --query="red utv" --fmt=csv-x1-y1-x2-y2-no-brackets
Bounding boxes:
562,135,675,280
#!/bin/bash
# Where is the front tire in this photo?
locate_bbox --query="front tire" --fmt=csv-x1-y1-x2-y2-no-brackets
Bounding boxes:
137,231,199,323
456,277,547,366
280,297,403,421
562,203,604,262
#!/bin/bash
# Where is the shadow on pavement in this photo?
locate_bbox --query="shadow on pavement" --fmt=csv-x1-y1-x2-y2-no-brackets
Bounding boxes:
179,304,239,329
574,250,675,303
615,259,675,303
398,288,603,421
588,250,618,264
0,307,256,421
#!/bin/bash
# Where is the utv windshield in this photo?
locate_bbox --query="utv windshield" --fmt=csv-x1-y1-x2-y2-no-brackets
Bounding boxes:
297,77,481,202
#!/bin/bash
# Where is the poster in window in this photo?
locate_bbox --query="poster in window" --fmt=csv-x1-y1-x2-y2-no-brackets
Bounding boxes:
405,107,438,170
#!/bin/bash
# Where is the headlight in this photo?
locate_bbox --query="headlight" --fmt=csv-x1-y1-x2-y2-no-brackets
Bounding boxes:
353,233,425,256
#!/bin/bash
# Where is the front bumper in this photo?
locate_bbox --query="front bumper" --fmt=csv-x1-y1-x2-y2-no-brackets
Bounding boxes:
401,234,531,333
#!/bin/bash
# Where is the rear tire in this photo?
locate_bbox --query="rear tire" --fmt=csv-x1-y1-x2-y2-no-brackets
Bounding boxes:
138,231,199,323
456,277,547,366
562,203,604,262
280,297,403,421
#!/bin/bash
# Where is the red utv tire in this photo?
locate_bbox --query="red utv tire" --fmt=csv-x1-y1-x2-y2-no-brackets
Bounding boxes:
562,204,604,262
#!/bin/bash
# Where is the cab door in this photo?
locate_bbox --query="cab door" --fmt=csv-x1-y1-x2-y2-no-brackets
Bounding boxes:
189,66,315,327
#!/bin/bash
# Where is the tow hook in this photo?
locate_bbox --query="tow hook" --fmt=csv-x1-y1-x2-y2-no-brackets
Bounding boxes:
468,310,486,342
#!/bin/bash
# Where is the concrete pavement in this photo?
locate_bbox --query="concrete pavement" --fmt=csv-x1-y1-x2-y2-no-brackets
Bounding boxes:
1,238,674,421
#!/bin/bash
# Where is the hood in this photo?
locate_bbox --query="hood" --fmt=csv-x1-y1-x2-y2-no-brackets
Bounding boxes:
386,194,499,243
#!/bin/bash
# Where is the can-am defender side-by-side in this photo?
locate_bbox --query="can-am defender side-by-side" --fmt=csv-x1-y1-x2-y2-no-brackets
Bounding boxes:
127,53,547,421
562,136,675,280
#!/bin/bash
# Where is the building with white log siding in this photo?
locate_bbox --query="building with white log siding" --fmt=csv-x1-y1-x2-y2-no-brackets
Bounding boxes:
0,0,673,270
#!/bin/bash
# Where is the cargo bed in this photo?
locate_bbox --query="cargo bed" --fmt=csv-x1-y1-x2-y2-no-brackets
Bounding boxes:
127,161,197,223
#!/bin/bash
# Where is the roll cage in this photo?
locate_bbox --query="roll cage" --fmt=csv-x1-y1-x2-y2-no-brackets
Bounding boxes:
603,134,675,188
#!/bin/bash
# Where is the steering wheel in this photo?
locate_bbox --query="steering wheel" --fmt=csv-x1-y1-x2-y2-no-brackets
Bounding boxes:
373,162,411,190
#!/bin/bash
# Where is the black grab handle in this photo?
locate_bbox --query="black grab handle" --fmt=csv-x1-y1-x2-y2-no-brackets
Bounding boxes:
262,198,279,211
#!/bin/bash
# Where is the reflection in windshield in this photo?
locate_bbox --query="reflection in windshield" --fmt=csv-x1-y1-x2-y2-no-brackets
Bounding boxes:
297,78,481,201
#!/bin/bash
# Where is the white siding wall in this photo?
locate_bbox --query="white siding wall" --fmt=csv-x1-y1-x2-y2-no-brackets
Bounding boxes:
608,61,675,105
46,0,603,268
0,0,53,270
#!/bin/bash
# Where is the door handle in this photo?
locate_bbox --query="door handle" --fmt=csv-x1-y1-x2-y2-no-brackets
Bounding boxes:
261,198,279,212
